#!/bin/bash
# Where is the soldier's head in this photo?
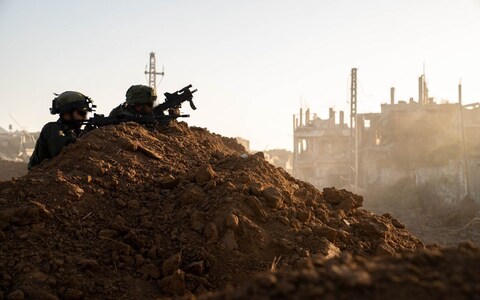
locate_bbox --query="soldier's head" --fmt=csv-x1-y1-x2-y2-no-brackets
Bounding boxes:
125,85,156,115
50,91,95,122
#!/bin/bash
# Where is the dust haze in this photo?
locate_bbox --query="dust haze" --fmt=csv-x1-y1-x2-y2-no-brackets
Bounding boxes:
1,1,480,299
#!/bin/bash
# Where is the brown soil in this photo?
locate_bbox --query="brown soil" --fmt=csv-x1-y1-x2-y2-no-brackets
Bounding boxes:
0,160,27,181
365,188,480,246
0,122,422,299
201,242,480,300
367,206,480,246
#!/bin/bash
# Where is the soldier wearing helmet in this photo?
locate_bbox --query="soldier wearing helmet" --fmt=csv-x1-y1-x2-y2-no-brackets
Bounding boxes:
109,85,157,117
28,91,95,170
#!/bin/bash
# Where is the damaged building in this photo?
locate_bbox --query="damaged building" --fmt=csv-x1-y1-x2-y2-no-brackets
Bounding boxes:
293,74,480,203
0,126,38,162
292,108,350,188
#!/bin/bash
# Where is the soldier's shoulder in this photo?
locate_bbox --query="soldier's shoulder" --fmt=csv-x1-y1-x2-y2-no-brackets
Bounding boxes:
110,103,137,118
41,121,61,132
109,104,125,117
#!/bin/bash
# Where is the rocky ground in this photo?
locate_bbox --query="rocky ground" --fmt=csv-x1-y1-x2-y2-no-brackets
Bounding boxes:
365,191,480,246
0,121,477,299
200,242,480,300
0,160,27,181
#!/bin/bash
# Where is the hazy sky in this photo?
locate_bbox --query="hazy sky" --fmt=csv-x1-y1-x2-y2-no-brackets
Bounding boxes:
1,0,479,150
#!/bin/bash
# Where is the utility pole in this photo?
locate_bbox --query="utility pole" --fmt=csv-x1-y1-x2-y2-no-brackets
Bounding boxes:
418,63,429,105
459,81,471,197
349,68,358,192
144,52,165,93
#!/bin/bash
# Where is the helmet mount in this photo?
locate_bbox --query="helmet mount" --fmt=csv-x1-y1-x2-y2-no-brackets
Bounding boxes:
50,91,96,115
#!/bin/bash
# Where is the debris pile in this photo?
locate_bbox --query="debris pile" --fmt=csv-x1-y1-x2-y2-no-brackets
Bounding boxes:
202,242,480,300
0,122,422,299
365,183,480,246
0,160,27,181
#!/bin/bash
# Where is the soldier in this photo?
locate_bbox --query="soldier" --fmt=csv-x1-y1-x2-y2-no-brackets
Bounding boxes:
109,85,157,117
28,91,94,170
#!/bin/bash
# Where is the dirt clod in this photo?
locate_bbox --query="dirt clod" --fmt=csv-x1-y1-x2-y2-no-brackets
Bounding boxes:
159,270,186,296
262,187,283,208
162,253,182,277
195,164,216,185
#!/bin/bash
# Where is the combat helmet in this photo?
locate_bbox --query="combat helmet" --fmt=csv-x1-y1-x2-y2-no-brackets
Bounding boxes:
126,85,157,105
50,91,95,115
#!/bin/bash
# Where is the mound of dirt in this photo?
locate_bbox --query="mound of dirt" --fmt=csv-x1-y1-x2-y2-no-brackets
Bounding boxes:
202,242,480,300
0,122,422,299
0,160,27,181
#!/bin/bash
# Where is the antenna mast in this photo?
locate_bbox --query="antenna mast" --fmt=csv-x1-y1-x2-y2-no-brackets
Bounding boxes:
349,68,359,192
144,52,165,92
458,80,471,197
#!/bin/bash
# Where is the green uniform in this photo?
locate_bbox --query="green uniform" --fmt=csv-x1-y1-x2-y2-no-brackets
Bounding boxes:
109,103,156,118
109,103,139,118
109,85,157,118
28,119,81,170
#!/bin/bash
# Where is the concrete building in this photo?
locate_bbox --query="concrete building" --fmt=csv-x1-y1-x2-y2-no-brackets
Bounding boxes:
292,77,480,203
235,137,250,152
293,108,350,188
264,149,293,174
0,127,38,162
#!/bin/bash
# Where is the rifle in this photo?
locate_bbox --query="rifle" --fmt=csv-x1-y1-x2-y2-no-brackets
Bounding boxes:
82,113,190,131
153,84,198,115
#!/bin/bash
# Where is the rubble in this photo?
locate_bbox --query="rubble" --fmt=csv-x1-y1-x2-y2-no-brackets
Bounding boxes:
0,122,423,298
365,184,480,245
0,160,27,181
201,242,480,300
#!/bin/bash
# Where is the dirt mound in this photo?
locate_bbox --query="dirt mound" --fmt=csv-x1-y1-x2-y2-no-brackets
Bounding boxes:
0,122,422,299
0,160,27,181
202,242,480,300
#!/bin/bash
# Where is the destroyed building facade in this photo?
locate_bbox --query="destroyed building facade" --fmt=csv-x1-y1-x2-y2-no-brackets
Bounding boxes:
292,108,349,188
0,126,38,162
293,76,480,203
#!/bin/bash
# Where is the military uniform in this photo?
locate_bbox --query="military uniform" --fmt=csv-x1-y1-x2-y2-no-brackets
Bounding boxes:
28,91,94,170
28,119,80,169
109,85,157,118
109,103,141,118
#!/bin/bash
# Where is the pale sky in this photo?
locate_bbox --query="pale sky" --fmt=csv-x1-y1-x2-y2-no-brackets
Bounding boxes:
1,0,479,150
